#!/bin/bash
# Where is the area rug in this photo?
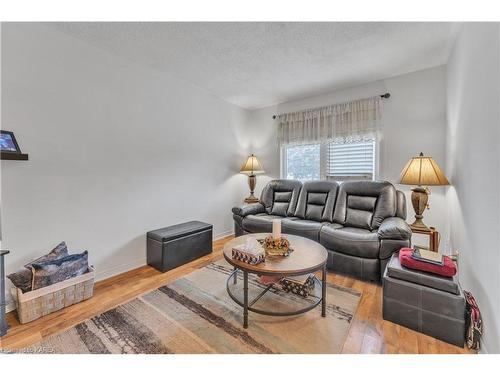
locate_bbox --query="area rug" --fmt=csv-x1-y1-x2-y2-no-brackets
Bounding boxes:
29,260,361,354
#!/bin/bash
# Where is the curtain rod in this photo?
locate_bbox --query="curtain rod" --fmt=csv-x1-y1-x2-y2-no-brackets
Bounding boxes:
272,92,391,119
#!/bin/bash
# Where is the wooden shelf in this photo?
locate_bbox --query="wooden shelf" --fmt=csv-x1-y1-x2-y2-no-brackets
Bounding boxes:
0,152,29,160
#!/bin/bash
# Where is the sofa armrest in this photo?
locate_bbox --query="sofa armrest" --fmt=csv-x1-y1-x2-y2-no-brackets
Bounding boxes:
232,202,266,217
378,217,412,240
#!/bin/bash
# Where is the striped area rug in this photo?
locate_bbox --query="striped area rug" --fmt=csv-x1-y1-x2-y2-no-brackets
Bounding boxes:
30,260,361,353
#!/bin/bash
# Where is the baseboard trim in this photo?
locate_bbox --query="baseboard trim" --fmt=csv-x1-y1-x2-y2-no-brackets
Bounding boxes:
5,297,16,314
4,231,234,314
95,257,148,282
214,230,234,241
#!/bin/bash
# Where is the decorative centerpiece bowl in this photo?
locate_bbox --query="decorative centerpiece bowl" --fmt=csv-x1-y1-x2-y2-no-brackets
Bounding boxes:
260,235,292,257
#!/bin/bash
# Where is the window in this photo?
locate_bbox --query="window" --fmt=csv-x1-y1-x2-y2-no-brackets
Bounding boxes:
282,140,376,181
283,143,321,181
326,140,376,180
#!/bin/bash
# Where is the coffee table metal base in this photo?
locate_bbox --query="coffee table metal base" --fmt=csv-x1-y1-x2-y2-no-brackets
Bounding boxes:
226,266,327,328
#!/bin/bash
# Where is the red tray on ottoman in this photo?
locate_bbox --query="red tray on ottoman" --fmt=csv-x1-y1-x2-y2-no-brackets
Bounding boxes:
399,248,457,277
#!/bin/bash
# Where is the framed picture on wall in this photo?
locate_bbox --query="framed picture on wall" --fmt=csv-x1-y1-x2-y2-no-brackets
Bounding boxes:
0,130,22,154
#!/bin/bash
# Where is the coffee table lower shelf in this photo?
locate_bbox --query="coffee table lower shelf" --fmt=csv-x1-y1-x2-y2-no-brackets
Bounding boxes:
226,267,326,328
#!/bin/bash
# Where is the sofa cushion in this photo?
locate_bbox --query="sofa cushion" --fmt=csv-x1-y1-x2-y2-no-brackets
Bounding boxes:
294,181,339,222
242,213,293,233
271,192,293,216
333,180,397,230
281,219,326,242
345,195,377,229
320,224,380,259
260,179,302,217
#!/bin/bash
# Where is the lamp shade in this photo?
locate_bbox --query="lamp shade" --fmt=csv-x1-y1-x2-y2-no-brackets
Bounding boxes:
399,152,450,186
240,154,265,175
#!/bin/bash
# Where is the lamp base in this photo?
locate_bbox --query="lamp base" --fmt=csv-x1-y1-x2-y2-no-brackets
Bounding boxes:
410,187,431,232
410,219,431,233
244,174,259,204
244,195,260,204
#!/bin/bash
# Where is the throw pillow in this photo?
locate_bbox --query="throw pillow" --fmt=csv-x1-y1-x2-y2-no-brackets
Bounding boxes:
24,241,69,269
30,251,89,291
6,268,33,294
7,242,70,294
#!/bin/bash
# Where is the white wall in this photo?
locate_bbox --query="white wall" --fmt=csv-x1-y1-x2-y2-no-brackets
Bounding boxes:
0,23,254,293
243,107,281,192
248,67,448,246
445,23,500,353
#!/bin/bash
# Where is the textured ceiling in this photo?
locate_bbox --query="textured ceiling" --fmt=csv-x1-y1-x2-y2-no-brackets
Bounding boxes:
48,22,460,109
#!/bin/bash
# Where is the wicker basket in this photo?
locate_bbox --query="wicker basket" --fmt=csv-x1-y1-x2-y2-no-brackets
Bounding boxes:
11,266,95,324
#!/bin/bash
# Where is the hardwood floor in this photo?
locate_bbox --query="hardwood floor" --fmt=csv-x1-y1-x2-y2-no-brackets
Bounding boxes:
0,236,474,354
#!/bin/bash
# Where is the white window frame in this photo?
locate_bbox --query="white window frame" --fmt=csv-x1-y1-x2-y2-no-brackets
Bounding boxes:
281,139,380,181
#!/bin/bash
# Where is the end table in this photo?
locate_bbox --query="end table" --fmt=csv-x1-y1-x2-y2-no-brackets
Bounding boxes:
411,226,439,252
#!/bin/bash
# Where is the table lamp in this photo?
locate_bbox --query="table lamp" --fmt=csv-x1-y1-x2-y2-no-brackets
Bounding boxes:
398,152,449,232
240,154,265,203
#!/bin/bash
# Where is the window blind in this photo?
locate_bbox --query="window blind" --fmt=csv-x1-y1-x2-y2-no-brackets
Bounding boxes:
326,140,375,178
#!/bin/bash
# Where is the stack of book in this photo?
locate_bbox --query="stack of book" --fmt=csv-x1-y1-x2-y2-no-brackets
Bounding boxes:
232,237,265,265
281,274,315,297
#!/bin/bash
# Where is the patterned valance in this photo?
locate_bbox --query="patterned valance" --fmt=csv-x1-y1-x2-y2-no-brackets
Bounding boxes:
276,96,382,145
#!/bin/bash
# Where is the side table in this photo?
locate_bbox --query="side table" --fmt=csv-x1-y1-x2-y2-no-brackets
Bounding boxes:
411,226,439,252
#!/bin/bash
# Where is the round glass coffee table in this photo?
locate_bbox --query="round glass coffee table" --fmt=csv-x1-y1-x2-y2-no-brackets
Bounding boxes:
223,233,328,328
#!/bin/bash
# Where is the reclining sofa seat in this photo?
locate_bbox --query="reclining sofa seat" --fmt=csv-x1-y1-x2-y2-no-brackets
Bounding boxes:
321,180,410,281
233,179,302,234
232,179,411,282
281,181,339,242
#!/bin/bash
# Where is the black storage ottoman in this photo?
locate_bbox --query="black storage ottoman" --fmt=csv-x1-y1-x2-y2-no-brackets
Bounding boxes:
382,253,466,347
147,221,213,272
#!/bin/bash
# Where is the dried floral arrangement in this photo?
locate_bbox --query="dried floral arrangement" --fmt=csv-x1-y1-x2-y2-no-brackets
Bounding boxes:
258,235,293,257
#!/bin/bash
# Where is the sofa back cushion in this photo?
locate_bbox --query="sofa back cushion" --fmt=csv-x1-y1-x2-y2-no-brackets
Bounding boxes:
294,181,339,222
333,180,397,230
260,179,302,217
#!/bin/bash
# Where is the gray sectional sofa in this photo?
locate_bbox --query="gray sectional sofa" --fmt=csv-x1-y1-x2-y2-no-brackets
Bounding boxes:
232,179,412,282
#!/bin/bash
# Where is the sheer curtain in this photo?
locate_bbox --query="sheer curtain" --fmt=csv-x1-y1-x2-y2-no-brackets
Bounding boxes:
276,96,382,145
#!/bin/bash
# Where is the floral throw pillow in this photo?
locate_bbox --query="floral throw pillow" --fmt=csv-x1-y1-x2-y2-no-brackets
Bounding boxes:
30,251,89,291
